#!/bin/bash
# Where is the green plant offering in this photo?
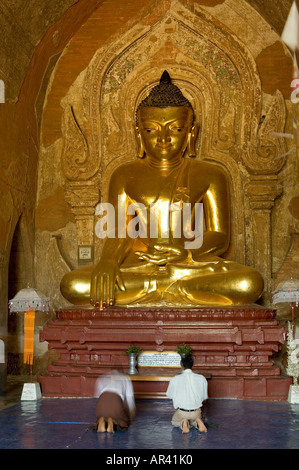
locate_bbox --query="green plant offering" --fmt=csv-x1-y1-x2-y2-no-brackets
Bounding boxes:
176,343,192,355
124,345,143,355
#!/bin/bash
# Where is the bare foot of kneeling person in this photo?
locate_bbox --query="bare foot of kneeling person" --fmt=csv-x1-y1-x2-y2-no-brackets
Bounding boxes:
182,418,190,433
196,417,207,433
97,417,106,433
107,417,115,433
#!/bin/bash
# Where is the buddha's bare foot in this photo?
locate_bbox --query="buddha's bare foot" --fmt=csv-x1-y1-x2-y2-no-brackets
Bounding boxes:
196,417,207,433
182,418,190,433
107,417,115,433
97,417,106,432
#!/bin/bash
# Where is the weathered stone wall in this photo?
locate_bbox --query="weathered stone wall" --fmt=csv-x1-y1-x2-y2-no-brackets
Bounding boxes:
0,0,105,374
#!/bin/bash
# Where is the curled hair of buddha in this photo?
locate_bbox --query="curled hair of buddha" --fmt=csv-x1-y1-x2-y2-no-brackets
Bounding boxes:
136,70,193,112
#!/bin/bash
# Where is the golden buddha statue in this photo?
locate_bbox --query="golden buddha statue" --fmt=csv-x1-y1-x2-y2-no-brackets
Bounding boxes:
60,71,264,308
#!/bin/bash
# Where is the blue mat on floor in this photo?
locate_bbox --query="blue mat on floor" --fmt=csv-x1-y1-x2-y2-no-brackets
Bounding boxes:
0,398,298,450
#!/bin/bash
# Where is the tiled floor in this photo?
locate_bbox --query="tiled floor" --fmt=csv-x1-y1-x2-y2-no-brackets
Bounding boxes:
0,376,299,451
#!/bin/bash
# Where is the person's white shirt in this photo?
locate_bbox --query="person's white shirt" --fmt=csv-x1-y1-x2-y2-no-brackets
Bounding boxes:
94,370,136,414
166,369,208,410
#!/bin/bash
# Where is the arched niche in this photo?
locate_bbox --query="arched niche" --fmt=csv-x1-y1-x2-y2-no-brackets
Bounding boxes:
39,0,288,304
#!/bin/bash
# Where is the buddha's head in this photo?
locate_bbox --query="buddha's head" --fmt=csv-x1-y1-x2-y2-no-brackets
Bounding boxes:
136,71,199,161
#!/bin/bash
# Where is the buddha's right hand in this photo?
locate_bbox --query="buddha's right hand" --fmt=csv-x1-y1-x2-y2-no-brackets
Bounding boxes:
90,260,125,309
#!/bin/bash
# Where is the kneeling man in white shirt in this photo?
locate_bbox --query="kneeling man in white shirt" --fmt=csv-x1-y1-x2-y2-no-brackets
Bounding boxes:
166,354,208,433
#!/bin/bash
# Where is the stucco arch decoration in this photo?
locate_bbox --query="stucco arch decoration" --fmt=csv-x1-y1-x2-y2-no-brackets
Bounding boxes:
42,1,288,304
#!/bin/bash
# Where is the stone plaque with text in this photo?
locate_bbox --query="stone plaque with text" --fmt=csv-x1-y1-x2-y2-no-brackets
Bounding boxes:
138,351,181,367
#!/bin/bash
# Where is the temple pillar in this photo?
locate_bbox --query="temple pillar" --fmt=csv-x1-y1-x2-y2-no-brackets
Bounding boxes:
245,176,282,303
64,181,99,261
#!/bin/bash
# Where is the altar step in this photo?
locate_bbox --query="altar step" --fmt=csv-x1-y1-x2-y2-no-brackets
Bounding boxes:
37,371,292,401
37,306,292,401
45,360,282,377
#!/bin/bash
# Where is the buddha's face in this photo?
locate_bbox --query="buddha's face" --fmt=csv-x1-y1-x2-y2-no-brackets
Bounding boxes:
137,106,194,162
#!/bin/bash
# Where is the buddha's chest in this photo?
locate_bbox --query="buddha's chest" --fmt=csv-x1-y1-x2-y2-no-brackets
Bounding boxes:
124,171,201,208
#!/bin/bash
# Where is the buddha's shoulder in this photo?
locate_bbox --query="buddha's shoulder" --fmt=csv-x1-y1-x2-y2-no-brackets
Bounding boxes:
110,160,144,181
189,159,228,180
112,160,144,174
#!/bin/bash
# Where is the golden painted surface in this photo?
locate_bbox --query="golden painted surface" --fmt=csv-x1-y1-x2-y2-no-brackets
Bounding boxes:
61,78,264,308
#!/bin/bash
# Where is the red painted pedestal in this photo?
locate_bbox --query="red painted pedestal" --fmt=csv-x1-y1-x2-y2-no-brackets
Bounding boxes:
37,306,292,400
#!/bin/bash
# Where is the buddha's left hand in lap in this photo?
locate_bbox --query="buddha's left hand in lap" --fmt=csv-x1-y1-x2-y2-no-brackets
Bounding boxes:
135,244,189,266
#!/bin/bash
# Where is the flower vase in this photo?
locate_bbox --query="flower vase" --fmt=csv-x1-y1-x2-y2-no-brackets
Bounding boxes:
128,353,138,375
